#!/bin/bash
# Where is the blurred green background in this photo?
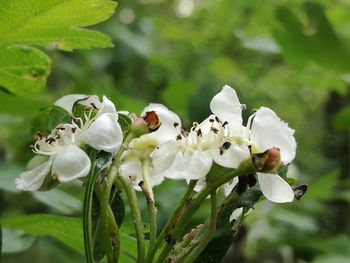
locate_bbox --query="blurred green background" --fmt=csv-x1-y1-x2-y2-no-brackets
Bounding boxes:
1,0,350,262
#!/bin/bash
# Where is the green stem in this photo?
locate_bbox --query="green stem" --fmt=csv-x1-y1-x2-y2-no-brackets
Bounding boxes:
140,160,157,259
117,175,145,263
147,180,197,263
83,162,98,263
181,191,217,263
155,159,255,263
99,166,120,263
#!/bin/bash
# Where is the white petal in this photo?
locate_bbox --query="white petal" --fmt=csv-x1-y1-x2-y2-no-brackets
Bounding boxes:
212,143,250,168
119,159,143,190
151,140,181,176
250,107,296,164
15,159,53,191
80,113,123,153
52,145,91,182
142,103,182,142
119,158,165,190
224,177,239,196
210,85,243,135
257,173,294,203
96,96,117,118
164,150,213,181
229,207,244,222
55,94,100,114
26,155,50,170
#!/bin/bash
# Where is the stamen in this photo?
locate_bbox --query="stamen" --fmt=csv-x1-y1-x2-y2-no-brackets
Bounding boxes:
91,102,98,110
211,127,219,134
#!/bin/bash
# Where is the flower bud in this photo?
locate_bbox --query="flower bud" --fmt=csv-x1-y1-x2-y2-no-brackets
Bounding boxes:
129,117,149,137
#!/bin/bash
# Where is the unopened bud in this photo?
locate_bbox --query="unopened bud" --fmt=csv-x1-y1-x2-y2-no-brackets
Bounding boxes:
130,117,148,136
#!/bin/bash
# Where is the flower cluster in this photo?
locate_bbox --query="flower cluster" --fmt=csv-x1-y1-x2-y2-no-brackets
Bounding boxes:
15,95,123,191
16,85,297,203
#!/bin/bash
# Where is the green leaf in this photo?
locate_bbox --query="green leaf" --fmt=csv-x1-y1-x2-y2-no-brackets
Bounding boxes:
31,105,71,135
332,106,350,131
1,228,35,254
194,187,262,263
0,0,117,95
33,189,82,214
0,46,51,94
2,214,84,254
91,187,125,262
118,114,132,133
0,220,2,261
274,3,350,73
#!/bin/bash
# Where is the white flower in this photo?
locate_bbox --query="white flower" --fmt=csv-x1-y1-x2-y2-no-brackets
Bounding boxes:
151,85,250,182
16,95,123,191
15,124,91,191
248,107,297,203
119,104,182,190
57,94,123,152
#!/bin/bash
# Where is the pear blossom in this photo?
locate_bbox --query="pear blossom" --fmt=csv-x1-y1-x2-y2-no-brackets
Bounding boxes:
119,103,182,190
247,107,297,203
150,85,250,182
15,95,123,191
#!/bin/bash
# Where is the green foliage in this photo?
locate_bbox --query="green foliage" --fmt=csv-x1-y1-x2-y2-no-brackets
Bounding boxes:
2,214,84,253
275,2,350,72
91,188,125,262
118,114,132,133
0,0,117,95
194,187,262,263
31,106,71,135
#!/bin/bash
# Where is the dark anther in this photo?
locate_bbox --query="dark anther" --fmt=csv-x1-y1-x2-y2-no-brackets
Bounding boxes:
173,122,179,127
56,126,66,130
215,116,220,122
45,137,56,144
211,127,219,134
36,132,43,140
196,129,202,137
71,127,76,133
209,118,214,122
91,102,98,110
241,104,247,110
138,181,144,187
223,141,231,149
176,134,182,140
222,121,228,127
219,141,231,155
